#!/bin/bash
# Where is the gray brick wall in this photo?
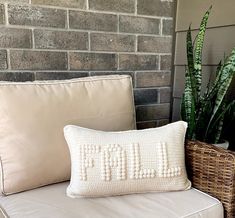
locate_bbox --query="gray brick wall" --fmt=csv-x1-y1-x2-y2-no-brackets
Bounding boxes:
0,0,174,128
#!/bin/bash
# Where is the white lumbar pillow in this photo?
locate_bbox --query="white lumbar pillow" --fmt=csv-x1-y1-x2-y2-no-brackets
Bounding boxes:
64,121,191,197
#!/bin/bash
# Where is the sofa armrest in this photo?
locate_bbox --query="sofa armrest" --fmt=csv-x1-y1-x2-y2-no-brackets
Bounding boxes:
185,140,235,218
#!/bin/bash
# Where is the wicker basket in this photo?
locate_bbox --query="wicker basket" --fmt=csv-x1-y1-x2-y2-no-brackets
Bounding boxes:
186,140,235,218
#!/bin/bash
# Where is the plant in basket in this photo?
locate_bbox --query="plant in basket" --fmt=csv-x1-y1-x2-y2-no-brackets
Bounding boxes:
181,6,235,148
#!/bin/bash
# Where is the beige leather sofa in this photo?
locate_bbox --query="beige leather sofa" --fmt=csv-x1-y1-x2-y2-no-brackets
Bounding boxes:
0,76,234,218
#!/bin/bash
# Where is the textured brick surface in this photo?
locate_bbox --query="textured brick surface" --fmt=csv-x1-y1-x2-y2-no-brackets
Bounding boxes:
136,104,170,121
69,11,117,32
0,4,4,24
0,50,7,70
119,54,158,70
160,87,171,103
69,52,117,70
35,72,88,80
138,36,172,53
162,19,173,35
0,28,32,48
90,33,135,52
136,71,171,87
134,88,159,105
10,50,67,70
8,5,66,28
0,0,174,125
137,121,157,129
32,0,86,9
89,0,135,13
0,72,34,81
119,15,160,34
137,118,169,129
160,55,172,70
34,30,88,50
137,0,173,17
158,119,169,126
90,71,134,86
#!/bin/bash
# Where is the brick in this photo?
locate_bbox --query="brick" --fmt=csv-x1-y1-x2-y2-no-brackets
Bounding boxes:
34,30,88,50
32,0,86,9
35,72,88,80
137,0,173,17
160,55,172,70
160,87,171,103
162,19,173,35
119,15,160,35
69,52,117,70
90,33,135,52
134,88,159,105
0,50,7,70
0,4,4,24
0,28,32,48
0,72,34,81
8,5,66,28
89,0,135,13
69,10,117,32
157,119,169,127
137,121,157,129
138,36,172,53
10,50,67,70
119,54,158,70
136,104,170,121
136,71,171,88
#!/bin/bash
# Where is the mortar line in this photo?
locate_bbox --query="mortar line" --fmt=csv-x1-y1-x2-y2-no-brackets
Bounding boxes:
134,0,137,16
0,24,173,38
6,49,10,70
117,53,120,70
0,47,171,56
160,18,163,36
66,9,69,29
67,51,70,70
0,69,171,73
88,32,91,51
158,55,161,70
117,14,119,32
31,28,35,48
4,3,9,25
0,24,172,38
158,89,161,104
135,35,138,52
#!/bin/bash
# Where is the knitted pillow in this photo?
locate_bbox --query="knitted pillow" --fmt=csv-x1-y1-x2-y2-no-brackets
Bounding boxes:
64,121,191,197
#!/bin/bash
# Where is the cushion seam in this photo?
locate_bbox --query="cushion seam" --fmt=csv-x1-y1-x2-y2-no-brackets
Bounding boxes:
182,202,223,218
192,188,222,204
0,75,130,86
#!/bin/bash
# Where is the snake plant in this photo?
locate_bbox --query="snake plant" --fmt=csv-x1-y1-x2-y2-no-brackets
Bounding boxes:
181,6,235,144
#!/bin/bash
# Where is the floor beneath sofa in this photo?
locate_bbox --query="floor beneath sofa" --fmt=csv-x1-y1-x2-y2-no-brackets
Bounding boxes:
0,182,223,218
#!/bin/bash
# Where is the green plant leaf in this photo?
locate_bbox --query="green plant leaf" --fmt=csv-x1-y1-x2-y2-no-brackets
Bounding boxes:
186,26,197,103
205,47,235,137
181,93,186,121
183,69,196,139
194,6,212,96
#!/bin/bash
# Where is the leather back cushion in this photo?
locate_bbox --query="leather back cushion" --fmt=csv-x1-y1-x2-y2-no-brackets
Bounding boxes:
0,75,136,195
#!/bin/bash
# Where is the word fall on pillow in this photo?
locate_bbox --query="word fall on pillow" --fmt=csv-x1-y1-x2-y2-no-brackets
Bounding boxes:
64,121,191,198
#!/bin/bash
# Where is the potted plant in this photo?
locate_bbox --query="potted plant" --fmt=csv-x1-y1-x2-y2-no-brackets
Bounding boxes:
181,6,235,149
